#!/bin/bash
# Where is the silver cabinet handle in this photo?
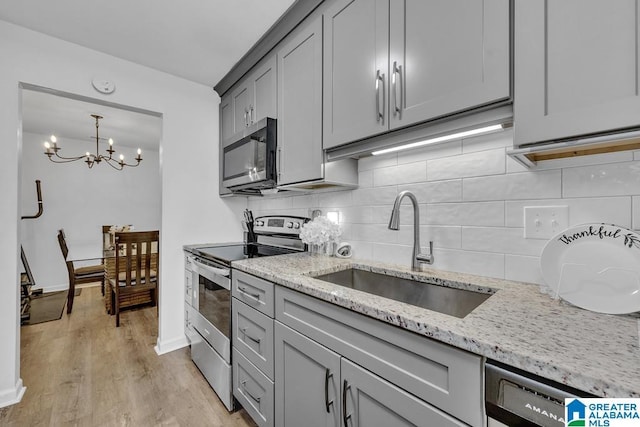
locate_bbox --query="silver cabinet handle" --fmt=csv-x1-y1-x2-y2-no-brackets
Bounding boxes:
375,70,385,124
277,146,282,182
392,61,402,119
325,369,334,413
249,105,254,124
241,326,262,344
241,380,262,403
244,108,250,126
238,286,261,302
342,379,351,427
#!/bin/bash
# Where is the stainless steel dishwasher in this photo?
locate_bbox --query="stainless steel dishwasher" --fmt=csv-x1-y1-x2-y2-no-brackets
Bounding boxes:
486,360,593,426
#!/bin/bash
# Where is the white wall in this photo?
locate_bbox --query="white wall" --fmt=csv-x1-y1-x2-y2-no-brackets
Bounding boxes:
249,128,640,285
20,131,161,291
0,20,246,407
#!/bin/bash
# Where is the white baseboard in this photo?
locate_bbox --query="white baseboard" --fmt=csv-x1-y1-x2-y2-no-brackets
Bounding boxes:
0,378,26,409
154,335,189,355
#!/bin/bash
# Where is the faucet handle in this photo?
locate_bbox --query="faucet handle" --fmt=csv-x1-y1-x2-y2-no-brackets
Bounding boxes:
416,241,434,265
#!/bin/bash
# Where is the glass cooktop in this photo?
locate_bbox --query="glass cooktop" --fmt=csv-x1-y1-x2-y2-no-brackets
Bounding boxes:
193,242,298,266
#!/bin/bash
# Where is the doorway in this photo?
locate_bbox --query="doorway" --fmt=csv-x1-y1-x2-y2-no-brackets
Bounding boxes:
19,84,162,325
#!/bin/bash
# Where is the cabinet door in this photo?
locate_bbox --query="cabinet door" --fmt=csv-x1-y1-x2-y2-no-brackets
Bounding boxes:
220,93,234,144
251,56,277,125
389,0,510,130
274,322,341,427
232,81,251,133
341,358,466,427
323,0,389,149
277,16,324,185
515,0,640,145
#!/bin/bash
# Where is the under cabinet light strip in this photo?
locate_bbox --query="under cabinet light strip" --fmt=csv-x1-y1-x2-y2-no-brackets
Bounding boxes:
371,123,506,156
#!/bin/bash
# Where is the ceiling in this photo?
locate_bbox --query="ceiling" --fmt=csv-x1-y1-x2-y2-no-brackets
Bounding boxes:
5,1,296,151
22,89,162,150
0,0,296,87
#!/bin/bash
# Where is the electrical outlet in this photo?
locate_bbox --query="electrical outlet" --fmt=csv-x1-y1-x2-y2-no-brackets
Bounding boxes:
523,206,569,239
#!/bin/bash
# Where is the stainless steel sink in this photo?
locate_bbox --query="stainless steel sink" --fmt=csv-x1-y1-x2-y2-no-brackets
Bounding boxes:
314,268,492,318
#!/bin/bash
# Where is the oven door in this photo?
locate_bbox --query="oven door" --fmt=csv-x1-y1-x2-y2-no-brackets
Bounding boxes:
191,258,231,362
222,117,276,191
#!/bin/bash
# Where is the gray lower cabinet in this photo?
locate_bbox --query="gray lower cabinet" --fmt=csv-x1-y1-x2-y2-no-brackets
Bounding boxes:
275,321,465,427
323,0,510,149
274,322,341,427
234,348,274,427
515,0,640,146
276,16,323,186
275,286,484,427
342,358,466,427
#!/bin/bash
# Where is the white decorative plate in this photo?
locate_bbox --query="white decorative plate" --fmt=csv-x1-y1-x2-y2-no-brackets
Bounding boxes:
540,223,640,314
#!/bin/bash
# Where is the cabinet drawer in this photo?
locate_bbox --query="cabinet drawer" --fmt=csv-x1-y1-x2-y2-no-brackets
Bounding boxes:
233,349,274,427
275,286,484,427
233,299,274,380
232,270,274,317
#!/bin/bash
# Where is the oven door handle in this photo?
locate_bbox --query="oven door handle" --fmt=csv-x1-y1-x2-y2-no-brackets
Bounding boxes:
192,259,231,291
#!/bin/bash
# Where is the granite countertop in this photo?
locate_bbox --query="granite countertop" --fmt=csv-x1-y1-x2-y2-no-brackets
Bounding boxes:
232,252,640,398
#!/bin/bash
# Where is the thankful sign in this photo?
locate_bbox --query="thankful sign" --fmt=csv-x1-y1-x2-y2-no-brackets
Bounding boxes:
557,224,640,249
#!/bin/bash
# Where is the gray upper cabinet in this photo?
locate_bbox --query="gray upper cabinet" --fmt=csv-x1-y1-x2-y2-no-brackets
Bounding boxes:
231,56,277,135
323,0,389,149
515,0,640,146
323,0,510,150
389,0,510,131
276,16,324,185
220,93,234,144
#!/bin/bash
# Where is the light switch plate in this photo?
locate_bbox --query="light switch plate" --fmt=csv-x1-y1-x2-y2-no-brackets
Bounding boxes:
524,206,569,239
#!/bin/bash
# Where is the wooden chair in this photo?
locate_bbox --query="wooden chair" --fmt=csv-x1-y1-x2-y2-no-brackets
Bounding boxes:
57,229,105,314
110,230,159,327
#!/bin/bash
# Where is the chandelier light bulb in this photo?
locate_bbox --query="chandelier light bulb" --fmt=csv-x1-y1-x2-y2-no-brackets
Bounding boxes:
44,141,50,149
119,154,124,161
109,138,114,146
137,148,142,155
50,135,57,143
86,152,91,157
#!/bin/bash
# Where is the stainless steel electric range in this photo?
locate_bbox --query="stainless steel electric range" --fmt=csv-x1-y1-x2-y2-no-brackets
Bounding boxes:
183,215,308,410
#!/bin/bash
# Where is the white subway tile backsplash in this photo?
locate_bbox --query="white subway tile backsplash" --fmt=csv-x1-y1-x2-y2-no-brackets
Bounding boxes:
358,170,374,188
291,194,318,209
398,225,462,249
351,223,398,244
563,161,640,198
505,197,632,228
462,128,513,153
359,153,397,171
427,148,505,181
318,190,352,208
397,140,462,164
401,180,462,203
463,170,561,201
426,202,505,226
371,243,413,266
241,135,640,286
432,248,505,279
461,227,546,256
504,255,544,285
352,186,398,206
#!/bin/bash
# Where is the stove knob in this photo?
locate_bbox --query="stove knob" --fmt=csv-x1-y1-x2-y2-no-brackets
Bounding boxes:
286,221,294,229
293,222,300,229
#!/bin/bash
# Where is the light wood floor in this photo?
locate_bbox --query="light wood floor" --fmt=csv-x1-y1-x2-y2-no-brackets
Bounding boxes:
0,286,257,427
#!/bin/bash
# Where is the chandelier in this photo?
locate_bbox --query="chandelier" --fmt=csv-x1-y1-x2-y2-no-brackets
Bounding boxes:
43,114,142,170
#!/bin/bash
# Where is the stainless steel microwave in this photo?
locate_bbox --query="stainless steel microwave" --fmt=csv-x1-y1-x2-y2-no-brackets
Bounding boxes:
222,117,277,194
